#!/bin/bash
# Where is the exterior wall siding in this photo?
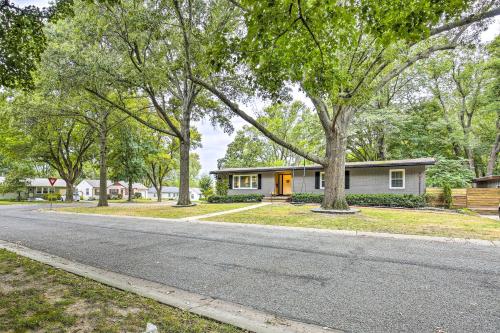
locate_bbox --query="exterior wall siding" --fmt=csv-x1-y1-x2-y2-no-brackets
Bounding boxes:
227,166,427,196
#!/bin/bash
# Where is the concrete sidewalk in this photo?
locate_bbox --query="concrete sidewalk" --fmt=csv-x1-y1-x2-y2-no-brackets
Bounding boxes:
179,202,271,221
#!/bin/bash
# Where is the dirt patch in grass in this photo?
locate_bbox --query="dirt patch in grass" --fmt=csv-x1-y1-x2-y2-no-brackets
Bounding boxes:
57,202,258,219
202,204,500,240
0,249,246,333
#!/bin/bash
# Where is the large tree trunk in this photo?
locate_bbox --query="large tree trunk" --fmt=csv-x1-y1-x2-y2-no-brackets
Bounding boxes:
486,118,500,176
65,181,74,202
177,100,192,206
98,128,108,207
128,177,133,202
177,138,191,206
322,127,349,210
156,185,162,202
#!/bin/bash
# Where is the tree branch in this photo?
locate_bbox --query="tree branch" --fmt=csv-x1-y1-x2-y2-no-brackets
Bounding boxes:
190,76,325,165
85,88,177,137
430,7,500,36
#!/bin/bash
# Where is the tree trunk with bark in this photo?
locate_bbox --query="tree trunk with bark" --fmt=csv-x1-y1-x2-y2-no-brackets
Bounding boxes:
177,138,191,206
65,181,74,202
127,177,133,202
98,127,108,207
156,186,162,202
322,126,349,210
487,118,500,176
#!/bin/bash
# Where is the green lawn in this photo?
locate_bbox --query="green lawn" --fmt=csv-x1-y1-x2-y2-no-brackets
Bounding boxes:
202,204,500,240
0,249,244,333
58,202,257,219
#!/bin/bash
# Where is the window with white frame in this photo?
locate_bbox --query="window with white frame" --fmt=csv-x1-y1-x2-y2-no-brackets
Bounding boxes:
233,174,258,189
389,169,405,189
320,172,325,189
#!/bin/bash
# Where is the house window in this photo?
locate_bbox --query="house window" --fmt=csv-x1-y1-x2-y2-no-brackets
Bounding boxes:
389,169,405,189
233,174,258,189
320,172,350,189
85,188,89,195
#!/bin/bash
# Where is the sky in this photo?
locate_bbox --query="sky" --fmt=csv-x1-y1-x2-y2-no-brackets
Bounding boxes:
14,1,500,174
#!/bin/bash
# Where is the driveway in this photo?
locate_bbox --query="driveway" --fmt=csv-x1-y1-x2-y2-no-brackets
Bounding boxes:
0,204,499,332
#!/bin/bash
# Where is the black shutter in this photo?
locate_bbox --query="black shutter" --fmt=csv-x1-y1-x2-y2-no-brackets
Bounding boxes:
228,175,233,189
258,174,262,189
315,171,320,189
345,170,350,189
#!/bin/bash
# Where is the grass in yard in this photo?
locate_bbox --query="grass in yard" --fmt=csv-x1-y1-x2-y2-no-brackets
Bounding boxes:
202,204,500,240
57,202,257,219
0,249,245,333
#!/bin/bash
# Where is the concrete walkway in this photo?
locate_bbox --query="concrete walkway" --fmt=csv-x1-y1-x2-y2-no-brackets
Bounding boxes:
179,202,271,221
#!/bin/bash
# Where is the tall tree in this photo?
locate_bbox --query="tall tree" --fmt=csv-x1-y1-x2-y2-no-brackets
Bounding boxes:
484,36,500,175
143,131,178,202
190,0,500,210
0,0,72,89
52,0,232,206
109,122,146,202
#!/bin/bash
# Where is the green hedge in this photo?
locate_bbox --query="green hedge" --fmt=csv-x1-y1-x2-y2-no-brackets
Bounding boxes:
207,194,264,203
291,193,427,208
42,193,62,201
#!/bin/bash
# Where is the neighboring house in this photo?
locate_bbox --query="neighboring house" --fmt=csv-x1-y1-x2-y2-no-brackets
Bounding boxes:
190,187,202,201
472,176,500,188
1,177,71,200
27,178,67,199
77,180,149,199
76,180,113,200
118,181,149,199
210,158,435,196
148,186,201,201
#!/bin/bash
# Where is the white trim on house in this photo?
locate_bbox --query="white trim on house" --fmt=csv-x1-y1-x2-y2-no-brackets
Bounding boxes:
233,174,258,189
389,169,405,189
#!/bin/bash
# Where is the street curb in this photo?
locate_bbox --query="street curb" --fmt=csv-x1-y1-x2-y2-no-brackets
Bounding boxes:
0,240,337,333
41,210,499,247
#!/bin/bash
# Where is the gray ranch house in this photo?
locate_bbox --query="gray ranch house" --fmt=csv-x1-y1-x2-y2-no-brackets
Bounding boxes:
210,158,435,197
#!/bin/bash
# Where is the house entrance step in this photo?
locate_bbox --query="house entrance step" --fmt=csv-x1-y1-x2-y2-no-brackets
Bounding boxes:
262,196,291,202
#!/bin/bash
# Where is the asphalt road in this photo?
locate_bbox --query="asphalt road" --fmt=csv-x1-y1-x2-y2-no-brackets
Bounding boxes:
0,204,499,332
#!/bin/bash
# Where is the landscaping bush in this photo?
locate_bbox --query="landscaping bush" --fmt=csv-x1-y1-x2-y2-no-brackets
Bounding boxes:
134,192,142,199
42,193,62,201
291,193,427,208
442,183,452,209
215,177,229,196
207,194,264,203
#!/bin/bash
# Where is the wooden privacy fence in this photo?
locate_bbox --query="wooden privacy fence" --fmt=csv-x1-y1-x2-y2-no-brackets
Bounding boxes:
427,187,500,212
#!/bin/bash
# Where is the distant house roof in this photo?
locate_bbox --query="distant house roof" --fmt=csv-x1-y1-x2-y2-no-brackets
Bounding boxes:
473,175,500,183
148,186,179,194
190,187,201,194
80,179,113,188
148,186,201,194
119,181,148,190
28,178,67,187
210,157,436,174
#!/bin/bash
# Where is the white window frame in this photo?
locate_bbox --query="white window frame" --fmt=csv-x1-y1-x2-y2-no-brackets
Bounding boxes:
389,169,405,189
233,174,258,190
320,172,325,189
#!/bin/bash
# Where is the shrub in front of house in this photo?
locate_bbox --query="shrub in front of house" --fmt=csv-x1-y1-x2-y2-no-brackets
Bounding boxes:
207,194,264,203
42,193,62,201
291,193,427,208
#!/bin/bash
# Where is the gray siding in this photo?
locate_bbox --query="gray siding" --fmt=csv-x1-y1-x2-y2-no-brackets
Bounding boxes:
227,166,427,196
